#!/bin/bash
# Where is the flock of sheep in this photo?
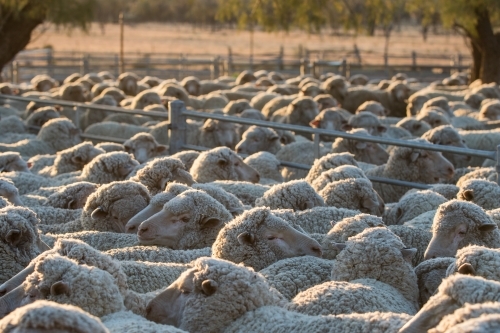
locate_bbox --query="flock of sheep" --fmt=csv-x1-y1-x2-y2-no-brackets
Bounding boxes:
0,68,500,332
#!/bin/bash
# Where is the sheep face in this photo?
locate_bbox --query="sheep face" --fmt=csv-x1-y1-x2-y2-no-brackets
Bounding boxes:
235,126,280,155
124,136,167,164
0,153,29,173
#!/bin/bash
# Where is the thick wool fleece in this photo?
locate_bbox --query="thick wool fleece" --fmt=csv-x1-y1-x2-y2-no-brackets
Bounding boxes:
39,142,105,176
273,206,360,234
244,151,283,183
159,190,233,249
224,306,411,333
432,200,500,249
319,178,382,215
288,278,417,316
24,255,125,317
260,256,334,300
102,310,187,333
44,182,99,210
131,157,193,195
0,207,47,284
0,300,109,333
305,152,359,183
170,257,286,333
446,245,500,282
255,180,325,211
332,227,419,310
106,246,211,263
210,180,270,206
457,179,500,210
414,257,455,307
385,190,448,226
321,214,385,260
430,302,500,333
311,165,367,192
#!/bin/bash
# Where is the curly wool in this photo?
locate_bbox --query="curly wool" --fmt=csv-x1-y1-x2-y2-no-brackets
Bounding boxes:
44,182,99,210
429,302,500,333
39,142,105,177
171,257,286,333
260,256,334,300
0,207,46,284
414,257,455,307
210,180,270,206
0,300,109,333
244,152,283,183
106,246,211,263
457,179,500,210
255,180,325,211
311,165,367,192
24,254,125,317
305,152,359,183
319,178,383,216
224,306,411,333
446,245,500,282
332,227,419,310
131,157,193,195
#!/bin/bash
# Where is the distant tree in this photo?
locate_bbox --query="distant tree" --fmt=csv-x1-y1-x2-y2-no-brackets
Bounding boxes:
408,0,500,83
0,0,95,71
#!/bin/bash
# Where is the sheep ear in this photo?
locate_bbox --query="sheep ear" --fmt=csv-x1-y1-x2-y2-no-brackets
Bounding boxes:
409,152,420,162
462,190,474,201
478,223,497,232
201,279,218,296
91,206,107,219
457,263,475,275
5,229,21,246
355,141,367,150
70,156,83,165
237,232,255,246
401,248,417,262
309,119,321,128
155,145,168,153
333,243,347,251
199,216,222,229
50,281,70,296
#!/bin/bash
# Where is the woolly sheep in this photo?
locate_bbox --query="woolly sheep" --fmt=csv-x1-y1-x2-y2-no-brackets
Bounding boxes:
0,300,109,333
0,153,29,173
457,179,500,210
190,147,260,183
320,178,385,216
255,180,325,211
366,139,455,203
0,119,82,158
137,189,232,248
331,128,389,165
421,125,471,168
212,207,322,270
235,126,282,155
399,275,500,333
414,257,455,307
424,200,500,260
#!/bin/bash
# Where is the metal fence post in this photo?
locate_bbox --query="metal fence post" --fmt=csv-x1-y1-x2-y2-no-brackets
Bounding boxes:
496,145,500,185
168,100,187,155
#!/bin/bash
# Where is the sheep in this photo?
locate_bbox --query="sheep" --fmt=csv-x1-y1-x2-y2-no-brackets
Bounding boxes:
331,128,389,165
0,207,50,284
137,189,233,249
190,147,260,183
255,180,324,211
0,300,109,333
396,118,432,137
0,254,125,318
270,96,319,128
0,119,82,158
414,257,455,307
365,139,455,203
399,275,500,333
38,180,150,234
235,126,282,155
259,256,334,300
429,303,500,333
244,152,283,184
209,180,270,206
424,200,500,260
310,165,367,192
457,179,500,210
421,125,471,168
123,133,168,164
384,190,448,226
38,142,105,177
0,152,30,173
212,207,322,270
130,157,194,195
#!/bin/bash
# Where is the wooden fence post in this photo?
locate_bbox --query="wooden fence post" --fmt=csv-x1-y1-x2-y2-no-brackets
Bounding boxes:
168,100,187,155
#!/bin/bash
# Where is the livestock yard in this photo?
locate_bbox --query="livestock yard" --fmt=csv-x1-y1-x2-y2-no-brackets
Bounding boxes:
1,6,500,333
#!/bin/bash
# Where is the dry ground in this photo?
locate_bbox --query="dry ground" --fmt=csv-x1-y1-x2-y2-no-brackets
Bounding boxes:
27,23,470,61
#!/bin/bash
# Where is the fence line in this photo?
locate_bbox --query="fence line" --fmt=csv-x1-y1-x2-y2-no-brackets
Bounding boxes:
1,94,498,188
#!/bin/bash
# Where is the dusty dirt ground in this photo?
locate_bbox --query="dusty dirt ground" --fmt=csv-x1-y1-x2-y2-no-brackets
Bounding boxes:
27,23,470,61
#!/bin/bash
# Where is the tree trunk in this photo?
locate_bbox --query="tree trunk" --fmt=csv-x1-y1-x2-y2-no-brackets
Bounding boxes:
0,3,46,71
473,8,500,84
